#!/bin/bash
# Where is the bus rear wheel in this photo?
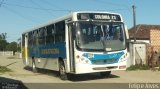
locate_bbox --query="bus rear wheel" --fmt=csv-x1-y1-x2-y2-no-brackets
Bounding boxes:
100,71,111,77
59,61,68,80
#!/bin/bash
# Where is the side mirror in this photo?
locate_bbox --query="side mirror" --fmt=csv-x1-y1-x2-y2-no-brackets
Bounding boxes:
125,25,129,40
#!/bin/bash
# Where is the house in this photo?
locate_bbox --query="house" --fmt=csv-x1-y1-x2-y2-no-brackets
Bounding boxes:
128,24,160,65
129,24,160,51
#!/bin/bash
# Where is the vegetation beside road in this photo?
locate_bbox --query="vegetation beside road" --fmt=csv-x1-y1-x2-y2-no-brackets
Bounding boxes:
126,64,150,71
0,33,21,55
0,65,12,73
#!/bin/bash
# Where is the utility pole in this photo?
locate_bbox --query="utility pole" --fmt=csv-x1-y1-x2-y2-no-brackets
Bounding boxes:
132,5,137,42
132,5,136,27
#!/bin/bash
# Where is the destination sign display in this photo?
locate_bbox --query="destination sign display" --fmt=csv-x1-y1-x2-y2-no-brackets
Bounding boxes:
77,13,121,21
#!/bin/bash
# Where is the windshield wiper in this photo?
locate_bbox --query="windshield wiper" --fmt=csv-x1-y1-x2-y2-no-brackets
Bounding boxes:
100,25,107,52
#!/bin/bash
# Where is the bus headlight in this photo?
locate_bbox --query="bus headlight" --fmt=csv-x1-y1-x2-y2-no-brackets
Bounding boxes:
119,53,128,62
119,58,126,62
80,57,91,64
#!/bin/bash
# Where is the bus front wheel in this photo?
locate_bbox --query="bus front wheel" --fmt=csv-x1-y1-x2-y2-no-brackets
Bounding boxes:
59,61,68,80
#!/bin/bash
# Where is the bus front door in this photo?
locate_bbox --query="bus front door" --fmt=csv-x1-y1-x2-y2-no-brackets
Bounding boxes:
68,23,75,72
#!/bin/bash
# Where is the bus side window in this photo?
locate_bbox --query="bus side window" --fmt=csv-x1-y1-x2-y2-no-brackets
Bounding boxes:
46,24,55,44
55,21,65,43
38,28,45,45
33,30,38,45
28,32,33,46
36,30,39,45
22,34,25,47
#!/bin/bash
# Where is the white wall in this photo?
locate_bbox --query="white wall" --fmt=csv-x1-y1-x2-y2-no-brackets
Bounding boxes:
0,51,13,56
129,43,147,65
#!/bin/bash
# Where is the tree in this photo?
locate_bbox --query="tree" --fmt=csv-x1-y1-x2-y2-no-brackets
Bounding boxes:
6,42,17,55
0,40,8,51
0,33,7,40
0,33,8,51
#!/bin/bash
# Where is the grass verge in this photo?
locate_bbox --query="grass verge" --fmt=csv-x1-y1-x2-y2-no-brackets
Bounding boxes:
0,65,12,73
126,64,150,71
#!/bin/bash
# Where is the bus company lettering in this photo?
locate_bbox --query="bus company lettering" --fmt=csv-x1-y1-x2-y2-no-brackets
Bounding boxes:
41,48,59,55
94,15,117,20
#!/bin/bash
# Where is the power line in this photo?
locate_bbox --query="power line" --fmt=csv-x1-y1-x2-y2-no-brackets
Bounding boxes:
95,8,132,12
39,0,70,11
91,0,129,8
28,0,55,16
3,2,71,12
2,1,131,12
3,6,39,23
90,0,131,12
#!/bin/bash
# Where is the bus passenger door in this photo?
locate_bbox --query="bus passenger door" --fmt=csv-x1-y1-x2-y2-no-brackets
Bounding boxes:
68,23,75,72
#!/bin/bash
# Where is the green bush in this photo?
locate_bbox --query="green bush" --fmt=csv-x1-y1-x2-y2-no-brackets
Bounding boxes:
126,64,150,71
0,66,12,73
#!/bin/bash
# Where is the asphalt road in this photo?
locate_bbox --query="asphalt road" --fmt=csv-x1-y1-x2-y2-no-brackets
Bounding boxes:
0,55,160,89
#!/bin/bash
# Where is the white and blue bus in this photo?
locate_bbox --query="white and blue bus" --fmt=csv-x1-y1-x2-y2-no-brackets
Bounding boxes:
22,11,129,80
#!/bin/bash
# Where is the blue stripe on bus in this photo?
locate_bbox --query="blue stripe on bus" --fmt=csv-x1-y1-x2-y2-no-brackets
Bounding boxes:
28,42,66,59
83,51,124,64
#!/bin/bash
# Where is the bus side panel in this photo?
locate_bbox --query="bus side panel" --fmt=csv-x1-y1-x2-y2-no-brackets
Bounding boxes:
34,58,59,71
28,42,66,71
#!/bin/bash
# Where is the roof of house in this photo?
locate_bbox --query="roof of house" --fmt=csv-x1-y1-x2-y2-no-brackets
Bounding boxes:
129,24,160,40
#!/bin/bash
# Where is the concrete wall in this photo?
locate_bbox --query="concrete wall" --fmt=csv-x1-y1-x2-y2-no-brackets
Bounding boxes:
0,51,13,56
129,42,147,65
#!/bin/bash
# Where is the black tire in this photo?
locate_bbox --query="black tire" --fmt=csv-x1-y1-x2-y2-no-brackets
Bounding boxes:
32,59,37,73
59,61,68,80
100,71,111,77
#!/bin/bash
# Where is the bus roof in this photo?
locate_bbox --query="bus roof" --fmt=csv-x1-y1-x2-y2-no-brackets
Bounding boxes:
22,11,122,34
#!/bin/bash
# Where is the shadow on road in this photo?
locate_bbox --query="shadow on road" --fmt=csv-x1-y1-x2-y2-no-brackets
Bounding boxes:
68,73,120,82
0,77,28,89
24,66,59,77
24,66,120,81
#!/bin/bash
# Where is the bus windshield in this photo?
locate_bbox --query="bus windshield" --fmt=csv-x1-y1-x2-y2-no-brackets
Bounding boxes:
76,21,126,52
